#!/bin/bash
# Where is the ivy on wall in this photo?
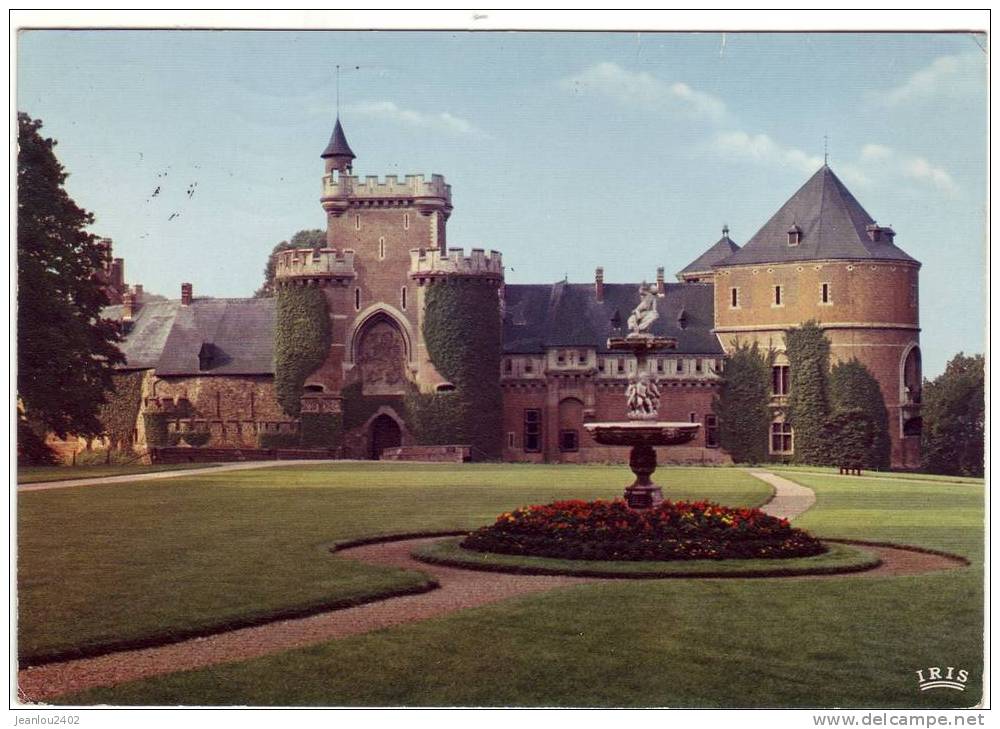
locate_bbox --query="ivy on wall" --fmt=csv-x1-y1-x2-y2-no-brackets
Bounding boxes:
821,407,875,471
96,370,145,449
410,280,503,459
712,340,773,464
142,413,170,447
784,321,832,465
300,413,343,448
829,359,890,469
274,285,331,417
341,381,408,432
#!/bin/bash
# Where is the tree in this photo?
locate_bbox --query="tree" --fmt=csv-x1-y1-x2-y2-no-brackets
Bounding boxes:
254,229,326,297
712,340,772,464
784,321,831,465
17,112,124,458
822,407,875,473
921,353,984,477
829,359,891,469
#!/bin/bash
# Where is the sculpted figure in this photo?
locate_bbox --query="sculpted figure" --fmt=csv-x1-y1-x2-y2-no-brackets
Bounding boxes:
627,283,659,335
626,372,661,420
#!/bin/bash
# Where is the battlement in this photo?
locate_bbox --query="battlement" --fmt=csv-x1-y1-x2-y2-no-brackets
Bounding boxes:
409,247,503,280
322,173,452,205
274,248,357,281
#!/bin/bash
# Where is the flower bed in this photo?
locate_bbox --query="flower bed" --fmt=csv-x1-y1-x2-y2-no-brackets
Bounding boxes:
461,499,826,561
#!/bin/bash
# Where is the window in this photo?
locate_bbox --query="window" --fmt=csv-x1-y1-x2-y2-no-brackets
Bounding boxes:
821,282,831,304
523,410,541,452
773,285,782,306
401,286,407,310
656,359,664,373
354,287,361,311
617,358,625,374
504,358,513,374
559,429,579,453
524,360,533,374
557,351,566,365
506,431,516,449
676,358,684,374
689,412,697,423
404,212,410,230
577,351,587,365
730,287,739,308
787,226,802,246
695,358,703,373
910,283,918,308
355,214,361,231
771,422,793,454
705,415,719,448
378,237,386,260
772,365,790,396
598,359,606,373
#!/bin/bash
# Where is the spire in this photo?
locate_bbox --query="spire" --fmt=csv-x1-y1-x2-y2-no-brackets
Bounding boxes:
321,117,356,172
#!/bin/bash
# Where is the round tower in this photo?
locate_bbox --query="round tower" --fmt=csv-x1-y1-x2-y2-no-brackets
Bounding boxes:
711,165,921,468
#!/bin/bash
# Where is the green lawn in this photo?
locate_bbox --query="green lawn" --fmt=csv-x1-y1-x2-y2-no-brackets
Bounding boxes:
23,465,984,708
765,463,984,486
17,463,219,484
18,463,768,663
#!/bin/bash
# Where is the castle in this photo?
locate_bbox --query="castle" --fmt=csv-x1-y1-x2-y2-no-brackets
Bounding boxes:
94,117,923,468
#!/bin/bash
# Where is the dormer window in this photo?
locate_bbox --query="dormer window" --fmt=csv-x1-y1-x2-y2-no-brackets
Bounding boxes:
787,225,802,246
677,309,688,330
198,342,216,371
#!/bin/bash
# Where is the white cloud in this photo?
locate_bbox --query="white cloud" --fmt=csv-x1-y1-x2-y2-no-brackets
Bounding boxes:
346,100,489,138
560,62,727,123
711,131,823,175
881,52,985,106
857,143,958,196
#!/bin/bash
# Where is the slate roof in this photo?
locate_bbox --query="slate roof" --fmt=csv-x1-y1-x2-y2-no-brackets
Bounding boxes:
716,165,917,267
103,298,276,375
321,118,356,160
503,282,722,355
677,229,741,278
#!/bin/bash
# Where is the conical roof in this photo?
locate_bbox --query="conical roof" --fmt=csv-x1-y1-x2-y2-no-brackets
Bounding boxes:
678,227,741,278
716,166,917,266
321,118,356,160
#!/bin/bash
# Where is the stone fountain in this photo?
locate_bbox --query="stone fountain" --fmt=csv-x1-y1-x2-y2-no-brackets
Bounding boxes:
584,283,701,509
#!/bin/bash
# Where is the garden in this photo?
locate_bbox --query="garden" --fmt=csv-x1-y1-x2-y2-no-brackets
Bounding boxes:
16,462,984,707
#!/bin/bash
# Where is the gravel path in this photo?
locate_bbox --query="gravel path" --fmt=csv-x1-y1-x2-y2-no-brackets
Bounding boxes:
17,472,967,703
17,460,341,492
750,470,817,520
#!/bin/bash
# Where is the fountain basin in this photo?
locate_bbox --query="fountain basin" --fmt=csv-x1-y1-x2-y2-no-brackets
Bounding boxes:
584,421,700,447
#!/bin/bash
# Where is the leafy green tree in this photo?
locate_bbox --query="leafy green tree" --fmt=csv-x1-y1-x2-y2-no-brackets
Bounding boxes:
784,321,831,465
254,229,325,298
829,359,891,469
712,340,772,464
921,353,984,477
17,112,124,460
822,408,875,472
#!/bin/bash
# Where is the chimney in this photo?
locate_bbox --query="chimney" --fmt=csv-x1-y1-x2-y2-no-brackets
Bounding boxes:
122,291,136,321
181,282,193,306
656,267,665,295
132,284,143,302
595,267,605,303
110,258,125,290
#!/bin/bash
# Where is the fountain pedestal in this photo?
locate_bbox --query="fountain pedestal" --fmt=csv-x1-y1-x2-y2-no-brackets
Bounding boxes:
584,323,700,509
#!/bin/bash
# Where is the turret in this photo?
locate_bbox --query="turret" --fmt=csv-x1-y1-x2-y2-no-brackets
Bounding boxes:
321,117,356,174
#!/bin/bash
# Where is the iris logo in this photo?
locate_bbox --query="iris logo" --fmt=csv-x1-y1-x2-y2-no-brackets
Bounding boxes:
915,666,969,692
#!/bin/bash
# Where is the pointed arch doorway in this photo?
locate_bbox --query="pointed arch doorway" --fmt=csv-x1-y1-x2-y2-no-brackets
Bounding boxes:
369,414,402,460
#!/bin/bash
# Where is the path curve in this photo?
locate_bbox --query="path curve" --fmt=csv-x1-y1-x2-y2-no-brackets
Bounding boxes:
749,470,817,520
17,472,965,703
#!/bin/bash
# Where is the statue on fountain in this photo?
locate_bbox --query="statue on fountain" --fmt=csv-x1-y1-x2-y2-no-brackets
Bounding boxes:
626,372,661,420
626,282,659,336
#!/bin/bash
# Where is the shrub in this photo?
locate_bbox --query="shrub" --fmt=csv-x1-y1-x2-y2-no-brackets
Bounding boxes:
784,322,832,465
181,430,211,447
712,340,772,464
829,360,890,469
463,499,825,561
822,408,875,472
257,432,300,449
300,413,342,448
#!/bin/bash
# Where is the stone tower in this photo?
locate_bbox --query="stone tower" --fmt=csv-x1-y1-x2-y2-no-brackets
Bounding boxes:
708,165,922,468
273,117,503,457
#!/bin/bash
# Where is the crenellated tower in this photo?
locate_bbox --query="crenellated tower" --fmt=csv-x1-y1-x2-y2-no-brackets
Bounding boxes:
273,116,504,458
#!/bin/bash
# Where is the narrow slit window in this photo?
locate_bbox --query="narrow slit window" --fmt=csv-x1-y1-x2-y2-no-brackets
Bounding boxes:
404,213,410,230
354,287,361,311
774,285,782,306
730,287,739,308
355,214,361,231
821,282,830,303
378,237,386,260
401,286,407,310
